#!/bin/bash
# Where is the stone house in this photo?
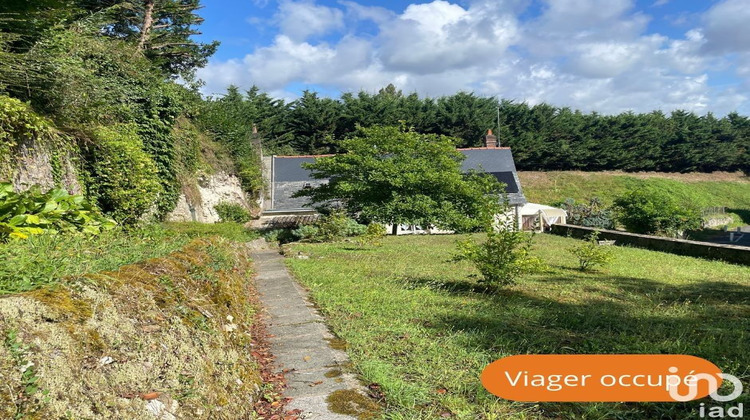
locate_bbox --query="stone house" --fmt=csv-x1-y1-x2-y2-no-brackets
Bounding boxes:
259,131,532,232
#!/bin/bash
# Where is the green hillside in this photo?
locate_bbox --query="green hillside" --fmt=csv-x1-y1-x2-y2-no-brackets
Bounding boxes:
520,171,750,222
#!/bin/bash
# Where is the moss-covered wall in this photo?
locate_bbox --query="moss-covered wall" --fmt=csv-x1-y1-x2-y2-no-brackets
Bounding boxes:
0,238,263,419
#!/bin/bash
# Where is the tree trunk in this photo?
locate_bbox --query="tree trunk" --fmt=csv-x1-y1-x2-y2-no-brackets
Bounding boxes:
137,0,155,52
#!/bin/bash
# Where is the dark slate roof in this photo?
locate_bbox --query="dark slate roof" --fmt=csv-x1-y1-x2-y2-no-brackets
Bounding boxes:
273,156,319,182
458,148,526,205
271,148,527,209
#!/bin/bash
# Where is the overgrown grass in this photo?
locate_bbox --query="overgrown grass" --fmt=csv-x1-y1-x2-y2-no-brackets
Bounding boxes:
287,234,750,419
519,172,750,226
162,221,259,242
0,222,256,294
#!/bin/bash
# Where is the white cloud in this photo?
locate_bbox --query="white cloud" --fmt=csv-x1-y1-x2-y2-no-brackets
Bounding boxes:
702,0,750,54
276,0,344,41
198,0,750,115
339,1,395,24
378,1,518,74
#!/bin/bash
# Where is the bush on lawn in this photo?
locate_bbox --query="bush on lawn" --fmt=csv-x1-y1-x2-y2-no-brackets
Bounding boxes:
453,222,545,287
613,186,701,237
568,231,615,271
354,223,387,248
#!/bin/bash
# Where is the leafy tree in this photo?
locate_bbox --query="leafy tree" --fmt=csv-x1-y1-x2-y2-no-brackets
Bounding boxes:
294,125,505,232
613,186,702,237
435,92,498,147
197,85,269,196
287,90,342,154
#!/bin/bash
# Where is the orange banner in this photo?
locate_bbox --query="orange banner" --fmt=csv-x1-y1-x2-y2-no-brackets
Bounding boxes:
481,354,722,402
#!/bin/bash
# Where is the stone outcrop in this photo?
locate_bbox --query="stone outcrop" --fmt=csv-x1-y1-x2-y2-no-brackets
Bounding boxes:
6,139,82,194
167,171,251,223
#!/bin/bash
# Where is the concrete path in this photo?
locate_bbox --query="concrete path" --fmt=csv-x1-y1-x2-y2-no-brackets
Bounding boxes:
248,240,362,419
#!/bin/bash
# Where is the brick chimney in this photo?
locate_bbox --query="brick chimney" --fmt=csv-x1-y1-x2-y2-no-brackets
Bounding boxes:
484,129,498,148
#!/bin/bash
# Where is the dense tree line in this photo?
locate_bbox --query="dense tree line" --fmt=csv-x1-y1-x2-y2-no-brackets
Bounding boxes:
208,84,749,174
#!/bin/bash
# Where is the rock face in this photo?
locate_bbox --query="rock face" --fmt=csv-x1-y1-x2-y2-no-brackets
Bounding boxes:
7,139,82,194
167,171,251,223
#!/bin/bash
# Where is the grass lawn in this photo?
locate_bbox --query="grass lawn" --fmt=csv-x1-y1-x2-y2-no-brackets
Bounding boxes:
0,222,256,294
286,234,750,419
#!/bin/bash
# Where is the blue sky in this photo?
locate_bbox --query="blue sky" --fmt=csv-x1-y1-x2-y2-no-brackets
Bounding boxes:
195,0,750,115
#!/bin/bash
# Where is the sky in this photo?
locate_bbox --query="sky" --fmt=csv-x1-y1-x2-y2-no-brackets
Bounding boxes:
194,0,750,115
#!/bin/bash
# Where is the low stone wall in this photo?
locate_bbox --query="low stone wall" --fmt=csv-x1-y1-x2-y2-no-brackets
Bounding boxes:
550,224,750,266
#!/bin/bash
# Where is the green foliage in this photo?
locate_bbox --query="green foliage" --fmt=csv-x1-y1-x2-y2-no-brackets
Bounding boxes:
0,182,115,241
77,0,218,78
287,90,343,153
296,125,505,232
0,95,64,178
0,224,192,294
85,124,161,224
453,227,545,287
213,202,250,223
290,211,368,242
568,231,615,271
263,228,296,244
19,29,194,218
316,211,357,241
198,84,748,174
291,224,320,241
197,86,270,197
613,186,702,237
354,223,387,248
559,197,615,229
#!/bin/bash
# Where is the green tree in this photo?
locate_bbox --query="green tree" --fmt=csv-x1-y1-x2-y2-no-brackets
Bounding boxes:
78,0,218,77
287,90,342,154
294,125,505,232
435,92,498,147
613,186,701,237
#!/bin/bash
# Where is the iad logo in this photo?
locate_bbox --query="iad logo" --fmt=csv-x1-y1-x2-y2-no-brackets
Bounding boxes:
667,370,744,418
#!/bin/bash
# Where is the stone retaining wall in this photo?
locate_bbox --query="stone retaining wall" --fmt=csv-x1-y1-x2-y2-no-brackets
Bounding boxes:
550,224,750,266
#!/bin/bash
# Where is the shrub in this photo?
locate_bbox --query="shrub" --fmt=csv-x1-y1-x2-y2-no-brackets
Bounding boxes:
292,224,320,241
453,227,545,287
344,218,368,236
568,231,615,271
355,223,387,248
0,182,116,241
560,197,615,229
314,210,368,241
214,202,250,223
85,124,162,224
263,228,296,244
613,187,701,237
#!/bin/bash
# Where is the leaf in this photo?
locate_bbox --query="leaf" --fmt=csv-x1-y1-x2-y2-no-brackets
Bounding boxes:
9,231,28,240
24,214,41,225
140,392,161,400
8,214,26,226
